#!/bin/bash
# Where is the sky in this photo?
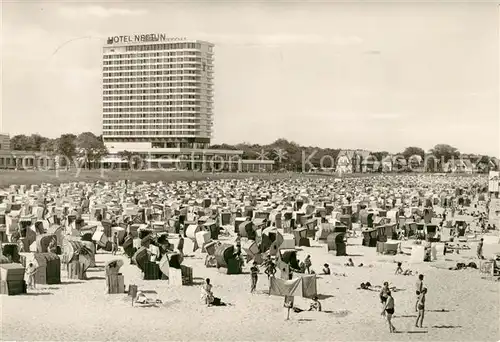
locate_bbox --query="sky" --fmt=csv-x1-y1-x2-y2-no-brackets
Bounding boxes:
1,0,499,156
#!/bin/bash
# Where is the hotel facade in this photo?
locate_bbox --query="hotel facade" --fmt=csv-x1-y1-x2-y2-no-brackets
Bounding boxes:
101,33,273,172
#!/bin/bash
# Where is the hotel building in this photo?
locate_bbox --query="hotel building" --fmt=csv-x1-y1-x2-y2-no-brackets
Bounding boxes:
101,33,273,172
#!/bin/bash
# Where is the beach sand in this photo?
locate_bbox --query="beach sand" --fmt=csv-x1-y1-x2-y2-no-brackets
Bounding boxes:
2,237,499,341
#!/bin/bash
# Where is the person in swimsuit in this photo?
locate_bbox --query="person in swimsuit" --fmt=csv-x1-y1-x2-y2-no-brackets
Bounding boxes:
415,274,424,311
250,262,259,294
381,290,396,333
379,282,390,309
415,287,427,328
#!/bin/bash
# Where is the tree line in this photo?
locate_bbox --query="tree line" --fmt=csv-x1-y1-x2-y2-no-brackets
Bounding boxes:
9,133,107,169
8,134,497,172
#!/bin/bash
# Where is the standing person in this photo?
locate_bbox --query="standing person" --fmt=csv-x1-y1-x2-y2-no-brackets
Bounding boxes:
379,281,390,309
177,234,184,256
250,261,259,293
25,263,39,290
264,256,276,279
415,274,424,311
304,255,312,274
395,262,404,275
381,290,396,333
111,232,119,255
284,295,294,320
477,238,484,259
415,288,427,328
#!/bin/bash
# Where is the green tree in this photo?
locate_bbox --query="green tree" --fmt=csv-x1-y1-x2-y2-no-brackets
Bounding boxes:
10,135,31,150
76,132,108,169
40,139,57,153
402,146,425,160
55,134,77,158
430,144,460,163
117,150,139,169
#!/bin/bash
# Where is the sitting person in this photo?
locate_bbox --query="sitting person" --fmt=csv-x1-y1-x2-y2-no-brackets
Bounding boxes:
134,291,162,305
201,278,226,306
345,258,355,267
47,238,58,254
308,296,322,312
322,263,331,275
402,269,413,276
359,282,374,290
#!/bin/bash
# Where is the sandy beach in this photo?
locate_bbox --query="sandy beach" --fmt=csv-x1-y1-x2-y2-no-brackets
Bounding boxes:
2,236,499,341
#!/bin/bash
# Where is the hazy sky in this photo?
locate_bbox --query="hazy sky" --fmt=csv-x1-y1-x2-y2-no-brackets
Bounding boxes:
1,1,499,156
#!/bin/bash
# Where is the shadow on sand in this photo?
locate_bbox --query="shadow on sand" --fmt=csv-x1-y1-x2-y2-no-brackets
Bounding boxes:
394,331,428,334
323,310,350,318
432,325,462,329
317,294,334,300
25,292,53,296
429,309,453,313
60,281,85,285
142,290,158,294
185,277,205,286
347,254,364,257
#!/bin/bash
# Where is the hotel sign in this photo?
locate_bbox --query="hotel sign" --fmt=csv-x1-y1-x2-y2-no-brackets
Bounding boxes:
106,34,186,45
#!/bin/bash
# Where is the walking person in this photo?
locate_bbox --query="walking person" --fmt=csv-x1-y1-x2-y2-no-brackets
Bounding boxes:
250,261,259,294
415,274,424,311
415,288,427,328
381,290,396,333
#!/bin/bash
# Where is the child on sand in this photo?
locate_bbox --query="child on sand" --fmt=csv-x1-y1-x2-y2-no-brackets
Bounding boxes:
308,296,322,311
415,288,427,328
322,263,331,275
345,258,355,267
381,291,396,333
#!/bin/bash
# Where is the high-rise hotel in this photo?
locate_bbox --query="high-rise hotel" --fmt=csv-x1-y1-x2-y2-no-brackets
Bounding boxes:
101,33,273,171
102,34,213,149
